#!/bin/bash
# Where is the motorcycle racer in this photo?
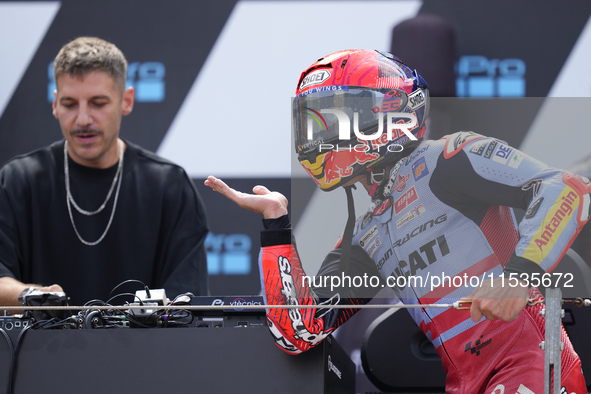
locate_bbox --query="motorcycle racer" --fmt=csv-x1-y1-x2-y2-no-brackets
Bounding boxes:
205,49,590,393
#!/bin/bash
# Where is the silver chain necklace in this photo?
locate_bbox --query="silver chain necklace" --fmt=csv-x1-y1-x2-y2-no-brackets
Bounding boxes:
64,139,124,246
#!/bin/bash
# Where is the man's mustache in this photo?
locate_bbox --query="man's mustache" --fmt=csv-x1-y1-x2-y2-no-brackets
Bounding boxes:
70,128,102,136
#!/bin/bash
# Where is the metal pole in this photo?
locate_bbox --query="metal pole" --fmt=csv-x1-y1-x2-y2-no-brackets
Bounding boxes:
543,288,563,394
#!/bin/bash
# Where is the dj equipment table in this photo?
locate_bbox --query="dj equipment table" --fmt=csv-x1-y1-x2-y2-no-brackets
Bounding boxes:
0,324,354,394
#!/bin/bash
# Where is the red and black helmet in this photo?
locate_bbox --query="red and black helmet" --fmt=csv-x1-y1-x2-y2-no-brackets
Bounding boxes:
293,49,429,191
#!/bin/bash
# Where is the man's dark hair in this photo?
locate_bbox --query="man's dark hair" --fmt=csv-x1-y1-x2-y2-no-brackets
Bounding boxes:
53,37,127,90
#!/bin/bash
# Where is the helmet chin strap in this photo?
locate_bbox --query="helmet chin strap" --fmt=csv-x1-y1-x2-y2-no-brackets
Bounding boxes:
339,184,357,276
339,139,423,276
367,168,386,198
339,169,385,275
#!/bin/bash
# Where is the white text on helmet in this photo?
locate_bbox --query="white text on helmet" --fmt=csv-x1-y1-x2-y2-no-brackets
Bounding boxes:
299,70,332,90
408,90,426,110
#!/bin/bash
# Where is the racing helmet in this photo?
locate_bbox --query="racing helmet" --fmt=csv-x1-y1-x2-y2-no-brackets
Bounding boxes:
293,49,429,191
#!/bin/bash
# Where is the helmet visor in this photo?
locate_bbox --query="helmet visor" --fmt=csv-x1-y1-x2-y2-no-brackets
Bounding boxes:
293,87,410,154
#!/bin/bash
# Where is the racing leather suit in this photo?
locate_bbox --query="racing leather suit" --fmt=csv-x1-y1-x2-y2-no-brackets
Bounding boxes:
259,132,591,394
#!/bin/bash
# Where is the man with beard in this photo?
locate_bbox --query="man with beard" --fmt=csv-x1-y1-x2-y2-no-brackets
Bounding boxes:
0,37,209,306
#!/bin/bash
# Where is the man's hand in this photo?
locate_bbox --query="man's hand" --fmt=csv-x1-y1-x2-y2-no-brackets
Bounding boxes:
464,277,529,322
38,284,64,293
0,276,64,308
204,176,289,219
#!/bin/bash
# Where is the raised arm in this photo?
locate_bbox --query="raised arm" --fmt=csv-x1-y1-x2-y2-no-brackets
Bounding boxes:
205,176,288,219
204,176,383,354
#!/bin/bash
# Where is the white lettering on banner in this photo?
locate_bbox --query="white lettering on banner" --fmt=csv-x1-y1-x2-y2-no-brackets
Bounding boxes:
229,299,262,307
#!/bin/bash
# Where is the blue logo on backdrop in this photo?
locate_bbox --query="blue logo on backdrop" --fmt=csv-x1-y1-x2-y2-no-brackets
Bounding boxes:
47,63,56,102
127,62,166,102
206,233,252,275
456,56,526,97
47,61,166,102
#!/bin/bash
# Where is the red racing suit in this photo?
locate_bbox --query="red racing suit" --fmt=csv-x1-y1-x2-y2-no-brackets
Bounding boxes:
259,132,591,394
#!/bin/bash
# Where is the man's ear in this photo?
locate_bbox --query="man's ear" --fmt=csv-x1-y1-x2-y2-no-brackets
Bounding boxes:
122,86,135,116
52,90,58,119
